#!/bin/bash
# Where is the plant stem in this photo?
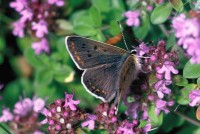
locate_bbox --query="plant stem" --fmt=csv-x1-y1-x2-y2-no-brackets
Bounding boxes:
158,24,169,37
0,124,12,134
175,111,200,127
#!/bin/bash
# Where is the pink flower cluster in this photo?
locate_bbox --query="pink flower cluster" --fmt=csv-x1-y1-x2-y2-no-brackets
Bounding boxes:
172,12,200,64
123,41,179,123
42,92,152,133
0,97,45,133
10,0,65,54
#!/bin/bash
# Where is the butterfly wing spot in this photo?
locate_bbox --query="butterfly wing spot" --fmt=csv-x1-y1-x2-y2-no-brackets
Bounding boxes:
94,46,97,50
88,54,92,57
82,44,86,48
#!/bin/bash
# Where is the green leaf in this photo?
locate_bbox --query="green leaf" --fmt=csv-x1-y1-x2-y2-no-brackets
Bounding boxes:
17,36,33,52
55,19,73,35
2,80,22,106
0,124,12,134
0,55,4,64
189,0,197,9
150,3,173,24
166,33,176,50
109,21,120,36
197,78,200,88
53,64,74,83
89,6,102,27
92,30,106,42
24,48,43,68
34,85,59,103
183,61,200,78
133,12,150,39
91,0,110,12
169,0,184,11
139,120,147,128
177,84,196,105
88,129,108,134
35,68,53,86
173,75,188,86
71,11,91,26
148,104,163,125
73,24,97,36
111,0,125,10
0,36,5,51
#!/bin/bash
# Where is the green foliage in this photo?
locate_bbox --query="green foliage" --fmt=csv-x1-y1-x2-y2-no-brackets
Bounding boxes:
148,104,163,125
177,84,197,105
133,12,150,39
183,61,200,78
150,3,172,24
169,0,184,11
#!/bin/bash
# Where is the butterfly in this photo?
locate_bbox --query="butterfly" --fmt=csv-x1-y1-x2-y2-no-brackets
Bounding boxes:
65,36,141,106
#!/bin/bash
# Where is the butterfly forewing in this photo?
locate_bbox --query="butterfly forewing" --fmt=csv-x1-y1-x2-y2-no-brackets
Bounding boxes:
82,55,129,102
66,36,127,70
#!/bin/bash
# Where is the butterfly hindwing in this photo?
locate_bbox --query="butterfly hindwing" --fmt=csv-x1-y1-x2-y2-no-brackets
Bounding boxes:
82,55,129,102
65,36,127,70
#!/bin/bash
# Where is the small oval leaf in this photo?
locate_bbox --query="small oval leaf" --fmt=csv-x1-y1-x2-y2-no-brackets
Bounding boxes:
73,24,97,36
183,61,200,78
89,6,102,27
151,3,172,24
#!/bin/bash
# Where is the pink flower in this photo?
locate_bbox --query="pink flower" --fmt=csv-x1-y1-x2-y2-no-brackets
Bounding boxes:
172,14,186,39
48,0,64,6
117,121,135,134
154,80,172,98
185,38,200,64
81,114,96,130
33,131,44,134
157,61,178,80
63,92,80,111
0,108,13,122
32,38,50,54
137,42,149,56
147,5,153,11
10,0,27,12
32,20,48,38
143,124,152,134
155,99,171,115
20,9,33,22
124,11,140,27
125,102,140,119
172,13,200,64
33,98,45,112
12,20,25,38
189,90,200,107
14,98,33,116
40,108,51,124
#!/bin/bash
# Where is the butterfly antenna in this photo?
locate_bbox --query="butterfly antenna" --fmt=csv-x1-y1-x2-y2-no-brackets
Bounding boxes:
117,21,130,53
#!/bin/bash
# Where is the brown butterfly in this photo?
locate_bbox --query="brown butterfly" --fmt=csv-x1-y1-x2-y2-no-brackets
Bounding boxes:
65,36,141,106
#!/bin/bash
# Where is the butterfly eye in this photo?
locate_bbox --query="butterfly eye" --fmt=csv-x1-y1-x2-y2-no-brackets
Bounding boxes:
131,49,137,55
